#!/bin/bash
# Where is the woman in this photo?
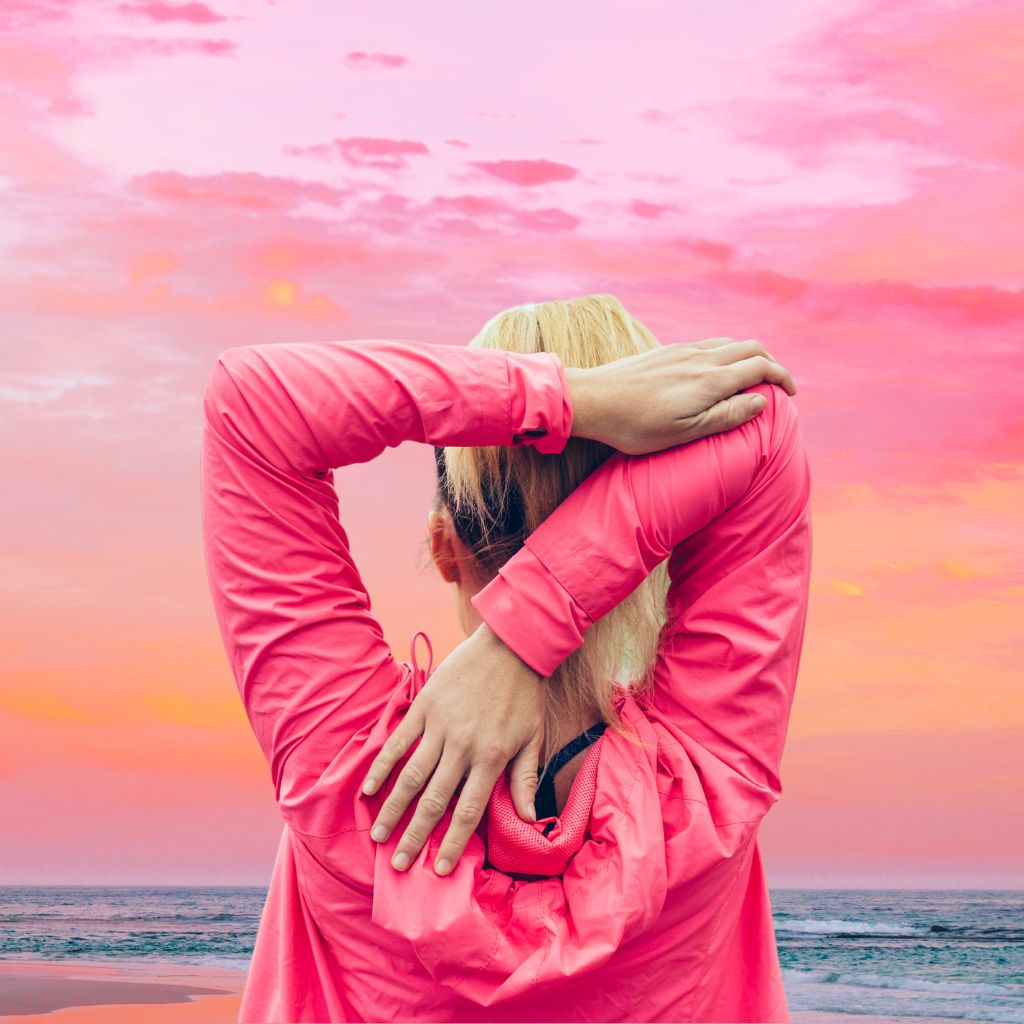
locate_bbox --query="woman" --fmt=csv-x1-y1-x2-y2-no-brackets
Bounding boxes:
200,294,811,1022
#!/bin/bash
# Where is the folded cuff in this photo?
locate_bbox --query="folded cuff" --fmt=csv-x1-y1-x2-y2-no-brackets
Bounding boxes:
505,352,574,455
470,544,592,678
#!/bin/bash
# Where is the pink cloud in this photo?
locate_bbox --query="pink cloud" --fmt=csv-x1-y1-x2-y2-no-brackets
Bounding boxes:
731,0,1023,172
117,2,227,24
638,107,674,125
0,2,74,31
467,158,578,187
680,237,734,263
130,171,351,211
285,137,431,170
107,35,236,56
0,37,90,116
630,200,678,220
343,51,408,70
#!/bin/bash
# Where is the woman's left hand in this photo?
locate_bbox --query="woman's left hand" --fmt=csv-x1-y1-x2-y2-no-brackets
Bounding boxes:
360,622,545,875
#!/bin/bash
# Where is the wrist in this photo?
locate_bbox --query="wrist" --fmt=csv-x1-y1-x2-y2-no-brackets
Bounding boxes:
562,367,603,443
472,619,543,680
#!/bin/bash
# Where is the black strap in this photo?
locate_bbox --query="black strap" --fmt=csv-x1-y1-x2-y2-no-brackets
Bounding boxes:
534,721,607,827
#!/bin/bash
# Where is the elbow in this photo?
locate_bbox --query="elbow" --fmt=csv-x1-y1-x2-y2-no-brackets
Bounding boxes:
202,347,254,423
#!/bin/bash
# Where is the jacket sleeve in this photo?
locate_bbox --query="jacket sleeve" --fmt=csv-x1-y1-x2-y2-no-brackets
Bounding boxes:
471,379,812,809
200,338,573,835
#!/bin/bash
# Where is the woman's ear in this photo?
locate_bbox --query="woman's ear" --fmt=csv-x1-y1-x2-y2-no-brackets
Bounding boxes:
427,507,461,584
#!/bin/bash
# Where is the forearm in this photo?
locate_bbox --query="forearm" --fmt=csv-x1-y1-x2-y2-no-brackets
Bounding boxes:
471,385,769,676
200,337,576,833
205,338,575,477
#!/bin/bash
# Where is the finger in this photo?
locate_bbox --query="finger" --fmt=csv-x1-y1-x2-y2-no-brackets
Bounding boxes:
724,354,797,396
707,338,780,367
433,761,505,876
389,746,467,871
361,711,425,796
685,392,768,441
369,730,443,844
508,731,543,824
682,336,737,350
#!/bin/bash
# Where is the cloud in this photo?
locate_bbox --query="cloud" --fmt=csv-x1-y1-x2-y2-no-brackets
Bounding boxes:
286,136,431,170
101,34,236,56
130,170,352,210
116,2,228,24
342,51,408,71
629,200,678,220
466,158,578,187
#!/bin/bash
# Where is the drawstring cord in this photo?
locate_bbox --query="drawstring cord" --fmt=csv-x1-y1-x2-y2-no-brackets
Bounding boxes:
409,630,434,679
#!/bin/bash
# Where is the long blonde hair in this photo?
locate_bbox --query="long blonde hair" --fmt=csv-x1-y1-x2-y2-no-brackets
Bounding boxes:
428,294,670,774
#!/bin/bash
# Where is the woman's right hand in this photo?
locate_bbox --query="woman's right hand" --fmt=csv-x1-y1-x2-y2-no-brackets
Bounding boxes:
564,337,796,456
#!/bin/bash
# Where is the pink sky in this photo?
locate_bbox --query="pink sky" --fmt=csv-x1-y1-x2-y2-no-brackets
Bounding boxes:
0,0,1021,887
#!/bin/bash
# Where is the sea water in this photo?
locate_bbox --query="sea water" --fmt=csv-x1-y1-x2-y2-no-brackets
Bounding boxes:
0,886,1021,1022
775,889,1024,1023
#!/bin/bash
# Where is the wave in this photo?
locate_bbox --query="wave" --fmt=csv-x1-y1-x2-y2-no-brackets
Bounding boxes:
783,967,1024,998
0,911,256,924
775,917,929,936
775,917,1024,942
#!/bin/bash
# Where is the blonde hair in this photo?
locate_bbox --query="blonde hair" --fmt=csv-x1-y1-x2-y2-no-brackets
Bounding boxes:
428,294,669,776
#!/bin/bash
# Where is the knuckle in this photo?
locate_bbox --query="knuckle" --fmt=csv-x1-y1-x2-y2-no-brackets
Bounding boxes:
380,798,405,820
455,802,483,826
476,745,510,766
400,763,427,790
401,824,427,847
418,792,450,818
384,734,407,756
448,733,473,757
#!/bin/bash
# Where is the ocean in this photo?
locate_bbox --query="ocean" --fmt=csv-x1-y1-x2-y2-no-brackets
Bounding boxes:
0,886,1020,1022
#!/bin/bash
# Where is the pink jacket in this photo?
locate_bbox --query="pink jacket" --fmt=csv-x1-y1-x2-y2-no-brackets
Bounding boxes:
200,337,812,1023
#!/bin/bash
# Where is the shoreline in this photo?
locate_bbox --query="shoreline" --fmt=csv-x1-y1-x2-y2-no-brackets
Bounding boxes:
0,958,997,1024
0,959,247,1022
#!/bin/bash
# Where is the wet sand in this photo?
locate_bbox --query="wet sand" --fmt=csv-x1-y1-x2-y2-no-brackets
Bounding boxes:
792,1015,990,1024
0,960,245,1022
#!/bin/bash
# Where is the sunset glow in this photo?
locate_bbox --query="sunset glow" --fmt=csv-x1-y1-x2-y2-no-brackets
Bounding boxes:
1,0,1021,887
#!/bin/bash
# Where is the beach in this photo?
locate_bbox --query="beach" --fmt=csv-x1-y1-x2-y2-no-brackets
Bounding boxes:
0,960,246,1022
0,959,999,1024
0,959,1007,1024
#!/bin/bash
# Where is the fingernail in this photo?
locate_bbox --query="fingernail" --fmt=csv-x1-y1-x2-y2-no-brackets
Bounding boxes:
392,851,410,870
435,858,452,875
362,777,377,795
750,395,766,411
528,807,537,822
371,825,387,842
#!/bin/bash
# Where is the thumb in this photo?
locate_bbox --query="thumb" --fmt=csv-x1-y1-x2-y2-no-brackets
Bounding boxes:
509,729,543,823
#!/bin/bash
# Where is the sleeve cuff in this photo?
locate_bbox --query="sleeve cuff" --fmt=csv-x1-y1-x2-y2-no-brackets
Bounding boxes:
505,352,574,455
470,543,592,678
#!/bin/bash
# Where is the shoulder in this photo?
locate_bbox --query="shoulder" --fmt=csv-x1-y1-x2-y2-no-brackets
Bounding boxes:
742,381,808,474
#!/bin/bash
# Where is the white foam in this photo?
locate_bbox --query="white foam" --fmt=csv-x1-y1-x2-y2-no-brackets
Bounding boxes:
776,917,928,936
